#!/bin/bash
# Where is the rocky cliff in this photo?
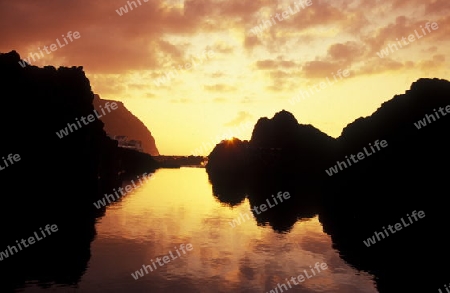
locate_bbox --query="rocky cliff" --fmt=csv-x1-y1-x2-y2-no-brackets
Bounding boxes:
93,94,160,156
0,50,158,291
205,78,450,292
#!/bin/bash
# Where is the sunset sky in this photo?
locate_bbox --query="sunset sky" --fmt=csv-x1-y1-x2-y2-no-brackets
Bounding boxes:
1,0,449,155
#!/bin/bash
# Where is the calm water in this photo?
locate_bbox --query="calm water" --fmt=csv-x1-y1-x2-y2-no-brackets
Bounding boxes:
20,168,378,293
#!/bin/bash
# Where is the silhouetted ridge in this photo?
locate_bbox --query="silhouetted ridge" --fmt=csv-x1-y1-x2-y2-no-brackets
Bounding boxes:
207,109,336,188
339,78,450,150
93,94,160,155
205,77,450,292
0,49,159,215
0,50,158,291
206,138,250,185
251,110,300,149
251,110,335,150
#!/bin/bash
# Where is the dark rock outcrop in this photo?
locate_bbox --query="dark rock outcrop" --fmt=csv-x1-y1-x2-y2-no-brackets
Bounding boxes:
206,109,336,186
0,50,158,291
205,78,450,292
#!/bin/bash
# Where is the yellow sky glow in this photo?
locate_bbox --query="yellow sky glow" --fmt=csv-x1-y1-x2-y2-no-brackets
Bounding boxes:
1,0,449,155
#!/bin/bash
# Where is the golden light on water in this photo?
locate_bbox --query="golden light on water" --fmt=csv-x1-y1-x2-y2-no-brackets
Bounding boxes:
90,168,378,292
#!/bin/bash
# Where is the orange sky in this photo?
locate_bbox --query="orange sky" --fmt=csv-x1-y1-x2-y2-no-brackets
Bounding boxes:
1,0,449,155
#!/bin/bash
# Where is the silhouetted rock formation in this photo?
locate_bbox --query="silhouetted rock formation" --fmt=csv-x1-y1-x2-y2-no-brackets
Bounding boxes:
250,110,336,176
93,94,160,156
206,78,450,292
0,50,158,291
206,138,251,184
206,110,335,187
319,78,450,292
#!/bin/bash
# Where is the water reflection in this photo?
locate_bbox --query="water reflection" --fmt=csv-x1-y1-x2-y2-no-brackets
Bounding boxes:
94,169,378,291
18,168,378,292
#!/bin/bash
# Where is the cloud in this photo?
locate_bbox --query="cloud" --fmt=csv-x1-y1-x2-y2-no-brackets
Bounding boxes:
327,41,366,61
418,54,446,71
204,84,236,92
224,111,252,126
358,58,403,75
256,59,297,70
1,0,448,100
244,35,261,50
422,46,438,53
0,0,202,73
301,61,342,78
